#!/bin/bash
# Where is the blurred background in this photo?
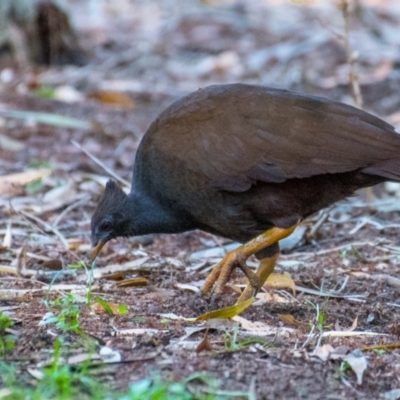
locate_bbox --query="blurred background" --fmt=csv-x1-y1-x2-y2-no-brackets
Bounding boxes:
1,0,400,111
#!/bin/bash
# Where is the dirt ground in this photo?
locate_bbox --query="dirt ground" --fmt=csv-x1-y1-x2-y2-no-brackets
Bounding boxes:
1,1,400,399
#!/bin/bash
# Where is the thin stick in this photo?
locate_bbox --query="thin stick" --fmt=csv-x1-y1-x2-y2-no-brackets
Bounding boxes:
53,195,90,227
16,209,69,249
341,0,363,109
0,276,66,296
12,208,87,265
71,140,130,187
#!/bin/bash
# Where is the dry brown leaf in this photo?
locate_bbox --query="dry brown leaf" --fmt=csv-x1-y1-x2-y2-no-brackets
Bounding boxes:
141,288,175,302
0,169,50,195
17,243,28,277
87,91,134,108
195,298,254,321
313,345,350,361
335,316,358,332
91,302,120,315
314,344,335,362
347,271,370,278
67,239,88,251
232,316,270,331
116,277,149,287
255,292,290,303
40,259,63,271
277,314,309,327
362,343,400,351
102,272,126,281
264,272,296,296
196,327,212,353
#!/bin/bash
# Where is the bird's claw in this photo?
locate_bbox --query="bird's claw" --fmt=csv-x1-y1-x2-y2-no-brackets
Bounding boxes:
201,251,259,304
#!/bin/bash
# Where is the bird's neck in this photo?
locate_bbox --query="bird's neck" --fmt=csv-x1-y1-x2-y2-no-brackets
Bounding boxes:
127,190,193,236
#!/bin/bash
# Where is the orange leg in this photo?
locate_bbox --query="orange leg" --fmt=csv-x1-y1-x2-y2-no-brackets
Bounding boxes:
237,253,279,303
201,222,298,299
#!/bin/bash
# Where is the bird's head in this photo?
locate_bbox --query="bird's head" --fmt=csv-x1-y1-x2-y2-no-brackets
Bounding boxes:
90,180,131,261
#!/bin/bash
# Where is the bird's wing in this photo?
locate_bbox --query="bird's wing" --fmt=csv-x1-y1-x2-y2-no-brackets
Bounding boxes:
148,84,400,192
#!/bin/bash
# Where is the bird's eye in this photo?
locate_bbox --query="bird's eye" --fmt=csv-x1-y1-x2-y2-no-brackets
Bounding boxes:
100,220,112,231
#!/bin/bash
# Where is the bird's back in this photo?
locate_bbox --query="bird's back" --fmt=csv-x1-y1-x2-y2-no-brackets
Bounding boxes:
132,84,400,240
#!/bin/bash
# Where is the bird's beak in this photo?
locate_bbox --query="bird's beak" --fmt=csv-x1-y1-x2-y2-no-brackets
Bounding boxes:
90,240,105,262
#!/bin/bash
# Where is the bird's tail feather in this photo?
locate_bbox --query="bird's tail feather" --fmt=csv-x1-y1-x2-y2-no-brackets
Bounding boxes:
363,158,400,182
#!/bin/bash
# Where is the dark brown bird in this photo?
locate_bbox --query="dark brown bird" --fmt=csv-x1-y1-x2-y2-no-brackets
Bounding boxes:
91,83,400,303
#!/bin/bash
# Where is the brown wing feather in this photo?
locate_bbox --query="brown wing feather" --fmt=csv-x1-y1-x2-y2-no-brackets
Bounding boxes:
137,83,400,193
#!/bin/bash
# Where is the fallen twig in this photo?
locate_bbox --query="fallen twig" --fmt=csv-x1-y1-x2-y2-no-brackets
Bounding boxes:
72,140,130,187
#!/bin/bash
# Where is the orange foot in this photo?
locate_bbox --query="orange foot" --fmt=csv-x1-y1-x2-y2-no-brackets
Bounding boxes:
201,223,299,303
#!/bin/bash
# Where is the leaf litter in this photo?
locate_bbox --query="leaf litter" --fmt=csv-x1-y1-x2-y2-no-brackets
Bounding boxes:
1,0,400,398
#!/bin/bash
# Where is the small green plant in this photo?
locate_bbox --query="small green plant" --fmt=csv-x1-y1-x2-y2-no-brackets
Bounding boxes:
307,299,330,333
34,85,56,99
0,359,233,400
350,246,362,260
235,337,271,348
340,361,351,373
340,246,362,260
0,338,105,400
0,313,16,357
118,303,128,315
121,376,195,400
87,259,96,304
132,316,146,324
25,178,44,194
334,360,352,382
120,373,231,400
160,318,169,329
94,296,114,316
373,348,386,355
67,261,86,269
28,159,52,169
223,326,270,351
45,294,84,334
223,325,240,351
94,296,127,316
